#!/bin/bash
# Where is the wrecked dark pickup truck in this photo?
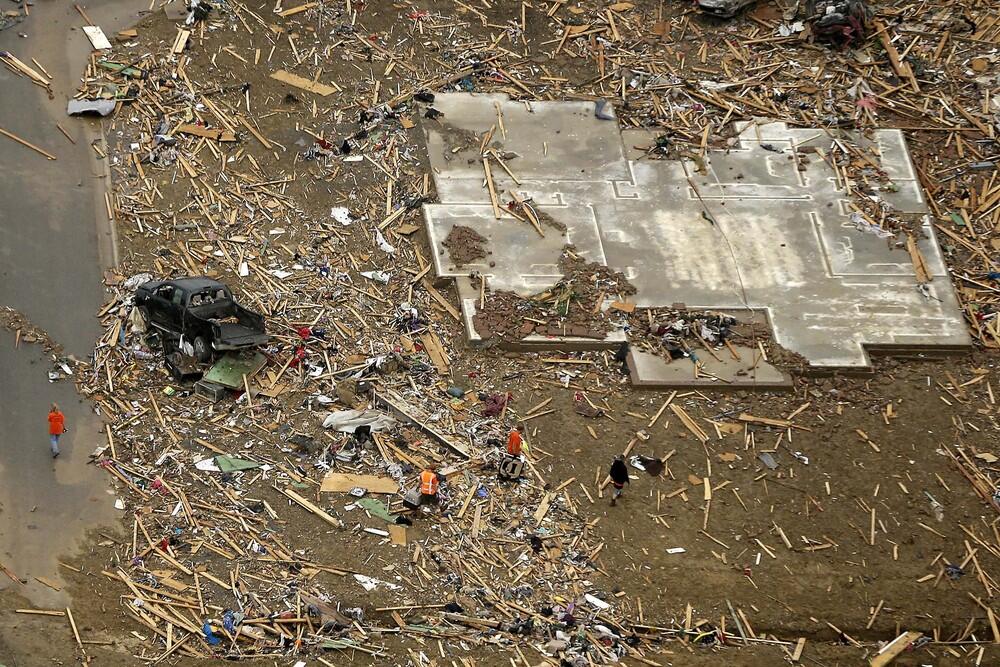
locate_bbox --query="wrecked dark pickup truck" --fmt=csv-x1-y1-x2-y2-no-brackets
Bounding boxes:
135,277,268,362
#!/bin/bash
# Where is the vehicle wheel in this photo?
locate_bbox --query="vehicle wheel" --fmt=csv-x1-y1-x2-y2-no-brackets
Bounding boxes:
145,332,162,351
193,336,212,363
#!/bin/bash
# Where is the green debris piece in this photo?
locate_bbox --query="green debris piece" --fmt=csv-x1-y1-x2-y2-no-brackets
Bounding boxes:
356,496,396,523
97,60,145,79
214,455,261,473
949,211,966,227
203,352,266,389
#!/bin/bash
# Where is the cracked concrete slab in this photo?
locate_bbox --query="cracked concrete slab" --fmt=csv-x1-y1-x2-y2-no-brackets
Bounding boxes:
421,92,971,369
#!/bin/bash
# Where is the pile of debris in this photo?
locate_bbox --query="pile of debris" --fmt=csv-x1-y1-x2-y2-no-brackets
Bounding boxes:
4,0,994,663
473,249,637,342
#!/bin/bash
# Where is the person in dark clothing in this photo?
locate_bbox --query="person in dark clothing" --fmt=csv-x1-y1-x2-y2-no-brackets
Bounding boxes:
614,341,630,374
609,455,630,506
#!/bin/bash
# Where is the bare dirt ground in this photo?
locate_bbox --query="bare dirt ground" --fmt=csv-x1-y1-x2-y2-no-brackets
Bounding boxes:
1,1,998,666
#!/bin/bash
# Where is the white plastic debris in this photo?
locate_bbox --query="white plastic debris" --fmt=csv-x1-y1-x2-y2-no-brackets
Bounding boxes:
123,273,154,290
195,458,221,472
322,409,396,433
375,230,395,254
777,21,805,37
584,593,610,610
353,574,401,592
330,206,352,225
360,270,391,284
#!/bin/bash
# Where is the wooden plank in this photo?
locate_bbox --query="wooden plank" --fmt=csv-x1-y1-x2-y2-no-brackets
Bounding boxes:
375,389,469,458
791,637,805,662
471,504,483,538
236,115,272,149
33,576,61,592
906,235,931,284
533,493,553,523
279,487,343,527
321,473,399,494
419,330,450,374
65,607,83,649
421,278,461,322
82,26,112,50
0,127,57,160
270,70,338,96
870,631,922,666
15,609,65,616
277,2,317,16
171,29,190,55
389,524,407,546
174,123,237,142
739,413,812,431
670,404,707,443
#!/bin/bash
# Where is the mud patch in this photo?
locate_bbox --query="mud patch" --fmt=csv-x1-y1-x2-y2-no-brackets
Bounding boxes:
473,247,635,341
443,225,489,266
437,122,482,156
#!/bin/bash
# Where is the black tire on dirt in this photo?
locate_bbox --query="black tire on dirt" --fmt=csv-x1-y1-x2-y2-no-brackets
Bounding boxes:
193,336,212,363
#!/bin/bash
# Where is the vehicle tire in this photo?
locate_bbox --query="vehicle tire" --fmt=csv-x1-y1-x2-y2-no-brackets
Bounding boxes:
193,336,212,363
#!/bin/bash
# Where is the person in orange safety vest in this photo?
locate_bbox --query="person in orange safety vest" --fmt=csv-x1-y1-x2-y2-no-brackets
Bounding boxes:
506,424,524,457
419,464,439,505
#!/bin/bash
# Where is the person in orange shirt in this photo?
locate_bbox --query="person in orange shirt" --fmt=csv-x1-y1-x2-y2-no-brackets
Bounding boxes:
506,424,524,457
48,403,66,459
419,464,439,506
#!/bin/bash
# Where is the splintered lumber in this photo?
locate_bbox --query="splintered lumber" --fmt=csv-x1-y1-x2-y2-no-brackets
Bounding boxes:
277,2,318,16
174,123,237,142
419,330,450,374
321,473,399,494
270,70,338,96
375,388,470,458
739,413,812,431
873,21,919,93
906,236,931,284
739,413,790,427
279,487,342,527
441,612,502,629
670,405,707,443
869,631,923,666
171,29,190,54
420,278,461,322
236,115,272,149
66,607,83,649
0,52,50,86
534,492,554,523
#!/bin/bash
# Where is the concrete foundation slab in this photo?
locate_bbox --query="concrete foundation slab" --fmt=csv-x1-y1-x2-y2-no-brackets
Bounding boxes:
421,93,971,370
627,348,792,390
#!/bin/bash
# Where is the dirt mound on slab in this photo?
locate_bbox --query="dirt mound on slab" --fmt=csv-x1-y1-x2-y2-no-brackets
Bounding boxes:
443,224,489,265
473,248,635,341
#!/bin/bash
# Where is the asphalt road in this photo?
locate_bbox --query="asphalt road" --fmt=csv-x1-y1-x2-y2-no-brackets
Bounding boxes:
0,0,150,608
